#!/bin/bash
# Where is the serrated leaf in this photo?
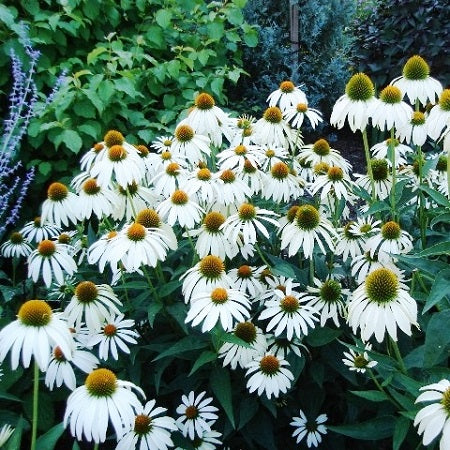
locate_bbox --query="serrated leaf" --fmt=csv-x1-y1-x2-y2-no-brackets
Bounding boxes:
416,241,450,257
210,366,235,428
366,200,391,215
38,161,52,176
243,28,258,47
423,269,450,313
114,77,138,98
87,46,108,65
188,350,217,376
207,22,225,40
60,129,83,154
35,422,64,450
152,335,208,361
350,390,389,402
155,9,172,28
419,185,450,207
328,415,395,440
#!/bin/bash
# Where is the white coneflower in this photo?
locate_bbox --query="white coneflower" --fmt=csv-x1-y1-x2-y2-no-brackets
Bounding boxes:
258,146,289,171
87,229,119,273
342,342,378,373
266,335,307,359
41,182,79,227
185,166,219,205
228,264,267,298
258,274,301,305
290,409,328,448
0,231,33,258
220,203,279,246
267,80,307,111
299,139,351,174
64,368,144,443
213,168,252,207
252,106,295,149
369,85,413,131
151,135,174,153
28,239,77,288
284,102,323,129
156,189,204,229
347,267,418,342
280,204,338,258
171,122,211,164
218,321,267,370
370,138,413,167
396,110,428,146
64,281,122,332
309,165,354,201
217,143,262,172
184,92,233,147
236,158,266,196
427,89,450,141
186,286,251,332
330,72,377,132
354,159,393,201
429,154,448,197
391,55,443,106
80,141,107,172
19,216,61,243
175,391,219,440
0,299,74,371
335,221,367,261
350,250,398,285
88,314,139,361
176,428,222,450
135,208,177,251
245,353,294,399
76,177,118,220
150,160,189,198
414,379,450,450
262,161,304,203
116,400,177,450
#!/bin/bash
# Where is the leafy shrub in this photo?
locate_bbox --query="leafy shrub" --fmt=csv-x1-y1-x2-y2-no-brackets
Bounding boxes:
351,0,450,89
0,0,257,197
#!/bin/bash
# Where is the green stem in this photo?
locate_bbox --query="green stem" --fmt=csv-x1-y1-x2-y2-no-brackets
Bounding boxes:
185,229,198,266
126,191,137,218
416,145,426,248
367,368,402,409
361,128,376,203
390,338,407,374
142,266,160,302
120,270,131,310
93,443,99,450
30,361,39,450
255,243,271,268
309,256,315,285
388,128,397,221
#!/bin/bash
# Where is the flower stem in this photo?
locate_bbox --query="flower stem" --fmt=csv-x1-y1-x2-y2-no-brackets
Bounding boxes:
309,256,315,285
367,368,402,409
388,128,397,221
93,443,99,450
30,361,39,450
390,338,407,374
361,128,376,203
255,243,271,268
142,266,160,302
416,144,426,248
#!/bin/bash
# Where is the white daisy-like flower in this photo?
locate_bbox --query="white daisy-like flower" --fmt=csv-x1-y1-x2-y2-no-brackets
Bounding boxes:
252,106,295,149
150,161,189,198
177,428,222,450
0,424,14,448
259,280,319,340
64,368,144,443
151,135,174,153
185,285,251,332
299,139,352,174
309,165,354,201
396,110,428,146
0,231,33,258
217,143,262,172
45,344,99,391
19,216,61,243
368,85,413,132
188,211,239,260
185,166,219,206
301,277,348,327
64,281,122,332
267,80,307,111
228,264,267,299
40,182,79,227
87,229,120,273
330,73,377,132
175,391,219,440
262,161,305,203
427,89,450,141
171,122,211,164
218,321,267,370
280,204,338,258
181,255,232,303
428,154,448,197
335,221,368,261
157,189,204,229
266,334,307,359
290,409,328,448
28,239,77,288
258,146,289,171
80,141,107,172
88,314,139,360
284,102,323,129
90,141,144,188
342,342,378,373
235,158,266,196
220,203,279,246
391,55,443,106
370,138,413,167
354,159,393,201
0,300,74,371
144,150,185,182
184,93,233,147
245,353,294,399
350,250,398,285
213,168,252,207
347,267,418,342
116,399,177,450
365,220,413,263
414,379,450,450
135,208,178,250
258,274,301,305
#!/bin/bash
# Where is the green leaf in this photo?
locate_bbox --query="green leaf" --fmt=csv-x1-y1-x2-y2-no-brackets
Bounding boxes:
207,22,225,40
87,46,108,65
78,122,101,140
0,4,17,27
114,77,138,98
210,366,235,428
147,302,163,327
166,302,189,334
167,60,181,78
243,28,258,47
366,200,391,215
393,416,410,450
328,415,395,440
233,0,248,7
36,422,64,450
226,8,244,25
305,326,341,347
188,350,217,376
415,241,450,257
266,255,297,279
152,335,208,361
158,280,182,297
155,9,172,28
4,417,26,450
350,390,389,402
60,129,83,154
419,185,450,208
238,396,258,429
423,309,450,367
423,269,450,313
38,162,52,176
431,212,450,228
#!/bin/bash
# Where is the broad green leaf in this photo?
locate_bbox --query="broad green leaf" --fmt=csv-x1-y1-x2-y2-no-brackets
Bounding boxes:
366,200,391,215
232,0,248,7
238,396,258,430
87,46,108,65
188,350,217,376
423,269,450,313
416,241,450,257
431,212,450,228
0,392,22,402
393,416,410,450
328,415,395,440
38,162,52,176
4,417,26,450
207,22,225,40
114,77,138,98
152,335,208,361
387,387,415,411
158,280,182,297
147,302,163,327
60,129,83,154
266,254,297,279
419,185,450,208
305,326,341,347
167,60,181,78
0,4,17,27
242,27,258,47
166,302,189,334
350,390,389,402
36,422,64,450
423,309,450,367
210,366,235,428
226,8,244,25
78,122,101,140
155,9,172,28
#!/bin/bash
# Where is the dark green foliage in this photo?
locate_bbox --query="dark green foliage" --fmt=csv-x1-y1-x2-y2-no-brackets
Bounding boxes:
0,0,257,204
351,0,450,89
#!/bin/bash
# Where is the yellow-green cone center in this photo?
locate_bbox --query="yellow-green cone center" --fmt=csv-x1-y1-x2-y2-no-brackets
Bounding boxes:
354,354,369,368
381,221,401,239
203,212,225,233
38,239,56,257
271,162,289,180
238,203,256,220
345,73,375,101
199,255,224,279
371,159,389,181
313,139,330,156
10,232,24,244
320,280,342,303
263,106,283,124
259,355,280,375
411,111,425,126
47,182,68,201
195,93,215,110
171,190,188,205
18,300,52,326
281,295,299,313
234,321,257,343
166,162,180,176
136,209,161,228
220,169,236,183
441,388,450,415
327,166,344,181
403,55,430,80
280,80,295,93
286,205,300,223
108,145,127,162
104,130,124,147
436,156,447,172
296,205,320,230
82,179,101,195
380,86,402,104
365,268,399,304
210,287,228,305
175,125,194,142
127,223,146,241
438,89,450,111
85,368,117,397
197,168,211,181
75,281,98,304
234,145,247,155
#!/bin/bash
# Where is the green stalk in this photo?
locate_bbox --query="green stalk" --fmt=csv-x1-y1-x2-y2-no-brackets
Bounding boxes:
367,368,402,409
361,128,376,203
416,144,426,248
142,266,160,302
93,443,99,450
255,243,271,268
388,128,397,221
309,257,315,285
390,338,407,374
30,361,39,450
